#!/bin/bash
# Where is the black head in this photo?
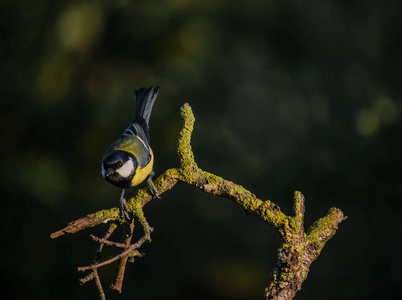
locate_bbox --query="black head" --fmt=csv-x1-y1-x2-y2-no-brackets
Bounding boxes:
101,150,137,188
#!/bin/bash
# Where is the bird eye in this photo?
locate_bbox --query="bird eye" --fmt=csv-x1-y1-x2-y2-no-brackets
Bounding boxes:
117,162,123,168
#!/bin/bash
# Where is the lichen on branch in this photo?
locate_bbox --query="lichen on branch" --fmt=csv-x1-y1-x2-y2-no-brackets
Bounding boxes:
51,103,347,300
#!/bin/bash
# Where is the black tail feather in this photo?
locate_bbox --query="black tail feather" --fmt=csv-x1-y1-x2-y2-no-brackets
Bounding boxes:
134,86,159,125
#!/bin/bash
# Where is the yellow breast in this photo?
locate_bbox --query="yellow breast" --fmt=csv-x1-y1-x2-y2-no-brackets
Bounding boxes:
131,148,154,186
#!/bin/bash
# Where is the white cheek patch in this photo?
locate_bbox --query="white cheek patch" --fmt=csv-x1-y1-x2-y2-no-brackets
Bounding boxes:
116,158,134,178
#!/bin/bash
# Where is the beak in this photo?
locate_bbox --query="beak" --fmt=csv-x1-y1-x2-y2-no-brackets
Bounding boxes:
102,165,114,179
105,168,114,177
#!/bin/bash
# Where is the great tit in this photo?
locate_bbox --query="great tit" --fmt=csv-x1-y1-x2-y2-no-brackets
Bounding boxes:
101,86,160,218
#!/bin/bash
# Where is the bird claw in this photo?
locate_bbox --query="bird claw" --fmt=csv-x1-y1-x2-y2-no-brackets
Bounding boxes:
119,197,131,220
147,177,160,199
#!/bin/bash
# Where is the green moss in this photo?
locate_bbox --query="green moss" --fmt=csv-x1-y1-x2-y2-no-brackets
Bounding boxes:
288,215,302,235
156,168,180,190
162,168,180,179
228,183,249,198
127,196,146,223
226,183,289,236
228,184,254,208
179,164,199,184
271,269,279,284
88,208,119,220
259,204,287,231
177,105,199,182
177,138,195,168
133,206,146,223
222,184,307,244
293,191,303,213
109,222,118,230
202,171,222,185
306,207,339,247
180,103,195,129
177,104,195,164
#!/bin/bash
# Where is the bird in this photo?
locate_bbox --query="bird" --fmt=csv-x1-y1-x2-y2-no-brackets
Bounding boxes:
101,86,160,219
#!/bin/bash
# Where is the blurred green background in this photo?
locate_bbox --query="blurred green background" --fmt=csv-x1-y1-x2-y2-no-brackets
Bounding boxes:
1,0,401,299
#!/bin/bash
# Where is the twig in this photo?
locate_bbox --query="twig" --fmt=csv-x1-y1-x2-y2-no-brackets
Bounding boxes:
50,210,119,239
94,269,106,300
79,271,96,285
111,219,135,293
78,221,151,272
89,235,127,249
79,223,117,300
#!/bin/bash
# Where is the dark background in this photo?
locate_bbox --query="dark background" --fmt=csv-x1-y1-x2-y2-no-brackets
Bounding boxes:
1,1,401,299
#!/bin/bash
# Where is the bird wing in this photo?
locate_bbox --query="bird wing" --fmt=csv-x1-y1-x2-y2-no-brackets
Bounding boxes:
105,135,151,168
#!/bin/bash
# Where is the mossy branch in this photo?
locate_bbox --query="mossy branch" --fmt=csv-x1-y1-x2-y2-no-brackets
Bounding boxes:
51,103,347,300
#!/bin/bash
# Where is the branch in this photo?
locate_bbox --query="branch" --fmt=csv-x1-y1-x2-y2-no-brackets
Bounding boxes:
51,103,347,300
79,223,117,300
77,221,150,272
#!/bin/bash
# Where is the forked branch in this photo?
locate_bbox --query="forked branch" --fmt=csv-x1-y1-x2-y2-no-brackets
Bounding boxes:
51,104,346,300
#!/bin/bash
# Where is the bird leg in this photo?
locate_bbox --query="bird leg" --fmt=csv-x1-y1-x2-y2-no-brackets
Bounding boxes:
147,171,160,198
119,189,131,220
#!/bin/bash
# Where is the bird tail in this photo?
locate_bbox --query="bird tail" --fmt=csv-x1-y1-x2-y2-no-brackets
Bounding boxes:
134,86,160,125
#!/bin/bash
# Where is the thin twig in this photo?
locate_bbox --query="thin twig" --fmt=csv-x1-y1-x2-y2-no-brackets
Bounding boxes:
78,221,152,272
50,210,119,239
90,234,127,249
79,271,96,285
94,223,118,263
79,223,117,300
112,219,135,292
94,269,106,300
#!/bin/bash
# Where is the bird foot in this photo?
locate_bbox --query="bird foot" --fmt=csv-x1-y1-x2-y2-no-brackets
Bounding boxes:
147,177,160,199
119,197,131,220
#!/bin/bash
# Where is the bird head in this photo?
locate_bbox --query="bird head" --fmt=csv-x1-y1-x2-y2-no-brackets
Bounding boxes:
101,150,137,188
